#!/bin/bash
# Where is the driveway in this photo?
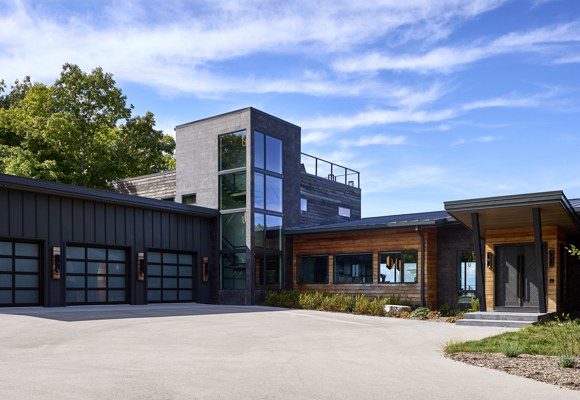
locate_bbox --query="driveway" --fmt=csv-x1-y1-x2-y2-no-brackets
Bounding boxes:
0,304,575,399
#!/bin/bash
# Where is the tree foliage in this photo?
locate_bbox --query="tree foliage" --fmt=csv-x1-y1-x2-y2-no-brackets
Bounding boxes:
0,64,175,189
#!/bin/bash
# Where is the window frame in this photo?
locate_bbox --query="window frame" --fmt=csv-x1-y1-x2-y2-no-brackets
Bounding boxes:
333,253,373,284
378,250,419,284
297,254,329,284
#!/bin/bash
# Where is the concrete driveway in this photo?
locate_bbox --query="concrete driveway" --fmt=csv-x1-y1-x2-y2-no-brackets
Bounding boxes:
0,304,576,399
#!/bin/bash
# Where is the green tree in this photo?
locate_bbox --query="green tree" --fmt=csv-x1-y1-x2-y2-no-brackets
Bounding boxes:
0,64,175,189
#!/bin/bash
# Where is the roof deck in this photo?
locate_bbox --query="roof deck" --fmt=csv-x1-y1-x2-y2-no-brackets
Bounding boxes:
301,153,360,188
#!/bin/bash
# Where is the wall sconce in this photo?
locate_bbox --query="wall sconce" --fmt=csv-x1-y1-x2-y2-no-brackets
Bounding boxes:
486,252,493,269
549,249,555,267
137,252,145,281
202,257,209,283
52,247,61,280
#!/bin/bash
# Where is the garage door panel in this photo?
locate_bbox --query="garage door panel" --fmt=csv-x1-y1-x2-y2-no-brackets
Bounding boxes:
147,251,195,303
0,241,40,307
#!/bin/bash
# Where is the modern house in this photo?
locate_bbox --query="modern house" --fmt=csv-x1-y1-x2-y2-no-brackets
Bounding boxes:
1,107,579,316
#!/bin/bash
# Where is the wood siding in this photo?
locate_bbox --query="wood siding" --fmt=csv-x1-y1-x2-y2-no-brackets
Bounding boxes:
110,171,176,200
292,228,437,309
485,225,565,312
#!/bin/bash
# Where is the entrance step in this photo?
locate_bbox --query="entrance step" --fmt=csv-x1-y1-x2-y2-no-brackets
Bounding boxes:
456,311,555,328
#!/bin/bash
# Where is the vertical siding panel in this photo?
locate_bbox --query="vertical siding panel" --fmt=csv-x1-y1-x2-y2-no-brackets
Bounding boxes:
125,208,135,248
72,199,84,242
116,206,125,246
61,198,73,245
169,213,178,249
178,216,186,250
9,190,23,237
144,210,153,249
84,202,95,243
0,188,9,236
48,196,61,245
152,211,161,248
185,216,194,250
94,203,105,244
22,192,36,238
161,212,170,249
194,217,201,252
36,195,49,242
105,204,116,245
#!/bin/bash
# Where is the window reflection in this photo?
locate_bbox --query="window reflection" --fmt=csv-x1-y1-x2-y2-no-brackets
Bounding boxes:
378,251,417,283
265,135,282,173
458,250,476,304
254,213,264,248
219,131,246,171
254,131,264,169
265,215,282,251
220,213,246,250
220,172,246,210
334,254,373,284
221,253,246,290
265,175,282,212
254,173,264,209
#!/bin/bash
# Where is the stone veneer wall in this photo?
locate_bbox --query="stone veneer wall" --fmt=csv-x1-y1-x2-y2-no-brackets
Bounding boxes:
436,224,473,310
300,172,361,227
110,171,176,200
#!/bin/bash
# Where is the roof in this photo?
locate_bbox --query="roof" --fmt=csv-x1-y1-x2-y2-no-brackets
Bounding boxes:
570,198,580,212
285,210,454,236
444,191,580,237
111,170,175,183
0,173,218,218
175,107,300,130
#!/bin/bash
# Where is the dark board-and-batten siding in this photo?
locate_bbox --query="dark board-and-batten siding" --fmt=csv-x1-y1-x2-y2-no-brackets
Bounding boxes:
0,187,213,307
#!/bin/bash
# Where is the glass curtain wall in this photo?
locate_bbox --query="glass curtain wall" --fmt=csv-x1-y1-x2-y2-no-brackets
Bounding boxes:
254,131,283,292
219,131,247,290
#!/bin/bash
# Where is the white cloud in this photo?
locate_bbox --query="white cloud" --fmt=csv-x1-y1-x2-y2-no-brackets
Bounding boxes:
301,131,333,144
340,134,407,147
333,20,580,73
364,165,449,195
450,136,500,146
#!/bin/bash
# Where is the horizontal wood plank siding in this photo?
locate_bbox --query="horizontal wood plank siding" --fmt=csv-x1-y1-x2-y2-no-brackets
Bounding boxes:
110,171,176,200
292,228,437,307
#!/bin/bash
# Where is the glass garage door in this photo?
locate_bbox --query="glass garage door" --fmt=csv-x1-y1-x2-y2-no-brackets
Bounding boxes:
147,252,194,303
0,241,40,306
65,246,127,305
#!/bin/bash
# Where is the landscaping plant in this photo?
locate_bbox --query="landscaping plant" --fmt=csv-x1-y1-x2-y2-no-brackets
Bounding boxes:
548,316,579,368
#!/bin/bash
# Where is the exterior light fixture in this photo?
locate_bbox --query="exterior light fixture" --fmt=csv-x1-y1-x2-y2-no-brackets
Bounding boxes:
52,247,61,280
486,252,493,269
137,252,145,281
202,257,209,283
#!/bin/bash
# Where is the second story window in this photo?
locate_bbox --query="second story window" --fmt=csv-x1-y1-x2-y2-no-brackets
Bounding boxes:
338,207,350,217
301,198,307,211
181,194,195,205
219,131,246,171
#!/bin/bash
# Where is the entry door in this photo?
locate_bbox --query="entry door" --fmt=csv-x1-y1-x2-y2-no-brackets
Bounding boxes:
496,245,544,309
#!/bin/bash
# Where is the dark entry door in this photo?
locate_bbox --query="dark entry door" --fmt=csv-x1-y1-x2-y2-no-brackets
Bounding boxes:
496,245,544,309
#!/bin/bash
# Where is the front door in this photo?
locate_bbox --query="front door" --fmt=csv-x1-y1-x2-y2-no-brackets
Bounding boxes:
496,244,545,310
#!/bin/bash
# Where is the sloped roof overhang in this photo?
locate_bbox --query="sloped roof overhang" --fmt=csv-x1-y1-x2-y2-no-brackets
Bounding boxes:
444,191,580,238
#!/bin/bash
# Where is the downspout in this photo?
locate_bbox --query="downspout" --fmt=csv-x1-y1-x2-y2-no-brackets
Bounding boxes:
415,226,425,308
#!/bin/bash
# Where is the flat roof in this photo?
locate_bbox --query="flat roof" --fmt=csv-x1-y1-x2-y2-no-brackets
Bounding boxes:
444,191,580,237
175,107,300,130
286,210,454,236
0,173,218,218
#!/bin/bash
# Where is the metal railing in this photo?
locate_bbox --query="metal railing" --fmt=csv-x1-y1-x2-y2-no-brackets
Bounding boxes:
301,153,360,188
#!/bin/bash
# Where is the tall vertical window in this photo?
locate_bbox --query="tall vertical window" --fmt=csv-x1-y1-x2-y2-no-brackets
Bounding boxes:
255,254,281,290
220,213,246,250
254,213,282,251
221,253,246,290
220,172,246,210
298,255,328,284
266,135,283,174
458,250,476,304
378,251,418,283
219,131,246,171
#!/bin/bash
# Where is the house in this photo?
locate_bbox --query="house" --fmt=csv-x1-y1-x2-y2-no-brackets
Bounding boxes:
1,107,579,315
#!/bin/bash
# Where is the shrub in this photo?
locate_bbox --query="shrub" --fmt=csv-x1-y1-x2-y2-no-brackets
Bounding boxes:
548,315,580,368
368,297,389,316
427,310,441,320
440,303,450,317
499,340,523,357
467,298,480,313
411,307,430,320
557,356,576,368
354,294,371,315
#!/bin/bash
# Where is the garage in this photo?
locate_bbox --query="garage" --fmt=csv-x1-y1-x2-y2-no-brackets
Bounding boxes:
147,251,195,303
0,241,40,306
65,246,128,305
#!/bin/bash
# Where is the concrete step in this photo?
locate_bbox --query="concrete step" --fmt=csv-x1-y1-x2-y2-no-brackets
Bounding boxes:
463,311,555,323
455,319,533,328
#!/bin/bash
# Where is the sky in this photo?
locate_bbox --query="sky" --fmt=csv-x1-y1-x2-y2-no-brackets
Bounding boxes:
1,0,579,217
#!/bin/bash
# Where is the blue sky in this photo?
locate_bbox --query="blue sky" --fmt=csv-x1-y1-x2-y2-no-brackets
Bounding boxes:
1,0,579,217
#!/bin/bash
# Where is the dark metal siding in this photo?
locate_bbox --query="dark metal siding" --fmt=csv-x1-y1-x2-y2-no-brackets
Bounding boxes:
0,187,214,307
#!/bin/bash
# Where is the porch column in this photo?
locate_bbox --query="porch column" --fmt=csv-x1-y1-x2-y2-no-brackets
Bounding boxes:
532,207,547,313
471,212,487,311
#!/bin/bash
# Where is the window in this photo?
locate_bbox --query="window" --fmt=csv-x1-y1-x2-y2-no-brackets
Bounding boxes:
65,246,127,304
334,253,373,284
220,213,246,250
221,253,246,290
298,255,328,284
458,250,476,304
181,194,195,205
255,131,283,174
301,198,307,212
255,254,281,289
220,172,246,210
0,241,40,306
378,251,418,283
254,213,282,250
219,131,246,171
147,252,194,303
338,207,350,217
255,172,282,212
162,197,175,202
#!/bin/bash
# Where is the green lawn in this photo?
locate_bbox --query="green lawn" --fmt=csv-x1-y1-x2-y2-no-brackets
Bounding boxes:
445,322,580,356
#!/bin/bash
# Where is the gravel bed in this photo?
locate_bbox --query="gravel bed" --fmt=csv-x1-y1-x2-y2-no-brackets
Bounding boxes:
446,352,580,391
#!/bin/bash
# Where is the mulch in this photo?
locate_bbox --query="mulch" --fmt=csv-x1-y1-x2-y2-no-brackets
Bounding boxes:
445,352,580,391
